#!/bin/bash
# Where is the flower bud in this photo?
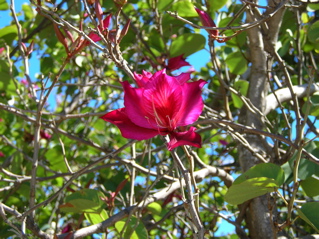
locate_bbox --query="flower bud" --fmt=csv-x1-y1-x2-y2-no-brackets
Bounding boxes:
195,7,218,38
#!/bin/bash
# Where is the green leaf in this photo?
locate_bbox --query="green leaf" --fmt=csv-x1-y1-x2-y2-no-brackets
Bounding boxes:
308,20,319,43
225,177,278,205
225,51,247,75
301,176,319,197
22,3,34,21
45,145,68,173
208,0,229,11
85,209,109,224
289,142,319,180
231,80,249,108
171,0,197,17
0,0,8,10
115,217,148,239
0,60,17,94
60,189,105,213
302,94,319,117
0,25,18,44
157,0,174,11
41,57,54,75
298,202,319,233
146,202,162,216
234,163,285,186
308,3,319,11
301,12,309,24
170,33,206,57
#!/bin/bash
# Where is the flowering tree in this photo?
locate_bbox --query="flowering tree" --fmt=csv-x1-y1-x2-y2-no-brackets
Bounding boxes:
1,0,319,238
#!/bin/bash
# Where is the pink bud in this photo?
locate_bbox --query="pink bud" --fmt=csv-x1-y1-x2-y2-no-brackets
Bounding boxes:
21,79,28,86
21,42,28,54
219,139,229,146
64,29,74,43
195,7,218,38
120,19,131,39
53,23,69,54
40,130,52,140
95,0,104,28
27,41,34,55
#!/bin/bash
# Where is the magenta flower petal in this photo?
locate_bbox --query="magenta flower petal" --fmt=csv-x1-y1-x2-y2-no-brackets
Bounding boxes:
177,80,207,126
142,71,183,130
87,14,112,43
133,70,153,87
102,14,112,29
167,127,202,150
88,32,101,42
167,54,191,71
102,69,206,150
100,108,159,140
122,81,153,129
175,72,191,84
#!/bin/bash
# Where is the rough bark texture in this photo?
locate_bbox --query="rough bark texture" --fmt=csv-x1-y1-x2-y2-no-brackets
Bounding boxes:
238,0,285,238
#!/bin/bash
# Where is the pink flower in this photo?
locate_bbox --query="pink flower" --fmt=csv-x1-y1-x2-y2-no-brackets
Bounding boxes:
21,79,28,86
219,139,229,146
0,151,4,157
61,223,72,233
101,70,206,150
40,130,52,140
166,54,191,72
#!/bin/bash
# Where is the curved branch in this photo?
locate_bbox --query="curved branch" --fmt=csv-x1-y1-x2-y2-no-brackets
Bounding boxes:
264,83,319,115
56,167,233,239
196,119,319,165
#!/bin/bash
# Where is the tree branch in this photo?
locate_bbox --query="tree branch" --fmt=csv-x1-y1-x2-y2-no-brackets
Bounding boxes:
264,83,319,115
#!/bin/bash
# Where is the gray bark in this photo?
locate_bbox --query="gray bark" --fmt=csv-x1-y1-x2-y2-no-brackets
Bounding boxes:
238,0,285,238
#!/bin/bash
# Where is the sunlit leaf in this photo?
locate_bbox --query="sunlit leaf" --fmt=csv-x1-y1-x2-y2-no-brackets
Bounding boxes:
115,217,148,239
60,189,105,213
0,0,8,10
225,51,247,75
45,145,68,173
22,3,34,21
170,33,206,57
231,80,249,108
208,0,229,11
234,163,285,186
157,0,174,11
85,209,109,224
0,25,18,44
225,177,278,205
171,0,197,17
147,202,162,215
0,60,16,94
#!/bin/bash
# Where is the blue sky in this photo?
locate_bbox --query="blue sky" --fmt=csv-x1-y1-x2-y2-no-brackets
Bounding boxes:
0,0,235,236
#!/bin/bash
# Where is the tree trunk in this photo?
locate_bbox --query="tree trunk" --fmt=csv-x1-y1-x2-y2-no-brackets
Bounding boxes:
238,0,285,238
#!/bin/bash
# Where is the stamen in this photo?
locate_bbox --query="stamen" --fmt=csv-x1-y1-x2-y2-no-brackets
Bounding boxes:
144,116,167,135
166,115,174,131
151,96,165,128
